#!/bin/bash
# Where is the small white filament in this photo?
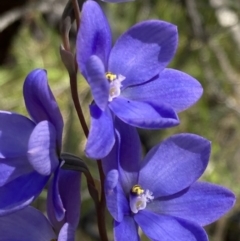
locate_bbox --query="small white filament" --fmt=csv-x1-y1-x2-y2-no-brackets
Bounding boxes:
130,189,154,214
108,74,125,101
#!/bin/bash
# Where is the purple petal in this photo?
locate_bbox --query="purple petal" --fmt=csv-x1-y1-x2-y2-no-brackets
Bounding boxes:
0,171,49,216
85,104,115,159
0,157,33,186
114,216,140,241
115,118,141,193
135,210,208,241
0,111,34,185
148,181,235,226
109,97,179,129
58,223,75,241
76,0,111,75
105,170,130,222
139,134,211,197
0,206,56,241
122,68,203,112
47,165,65,230
47,167,81,232
85,56,109,110
23,69,63,148
109,20,178,87
102,129,120,174
0,111,35,158
27,121,59,176
57,169,81,229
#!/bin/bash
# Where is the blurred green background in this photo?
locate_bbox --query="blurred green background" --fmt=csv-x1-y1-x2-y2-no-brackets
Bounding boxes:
0,0,240,240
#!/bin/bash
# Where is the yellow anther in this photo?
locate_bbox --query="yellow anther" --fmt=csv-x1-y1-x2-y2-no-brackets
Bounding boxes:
131,184,144,195
106,72,117,81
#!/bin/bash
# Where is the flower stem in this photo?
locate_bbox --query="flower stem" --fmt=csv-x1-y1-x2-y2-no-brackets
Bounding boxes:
70,74,109,241
65,55,109,241
97,160,108,239
71,0,80,30
69,72,89,137
68,65,109,241
61,1,109,240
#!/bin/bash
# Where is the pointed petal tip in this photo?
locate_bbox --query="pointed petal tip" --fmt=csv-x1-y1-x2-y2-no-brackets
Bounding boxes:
122,68,203,113
85,145,112,160
85,105,115,159
109,97,180,129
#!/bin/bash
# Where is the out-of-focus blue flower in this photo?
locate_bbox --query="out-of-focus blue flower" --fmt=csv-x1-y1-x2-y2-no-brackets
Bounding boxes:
77,0,203,159
0,169,81,241
0,69,63,215
103,120,236,241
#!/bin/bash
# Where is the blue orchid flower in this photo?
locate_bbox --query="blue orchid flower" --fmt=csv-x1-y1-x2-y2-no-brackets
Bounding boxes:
0,69,63,215
77,0,203,159
0,169,81,241
102,120,236,241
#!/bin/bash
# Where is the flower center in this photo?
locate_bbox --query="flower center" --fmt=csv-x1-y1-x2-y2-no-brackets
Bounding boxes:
129,184,154,214
105,72,125,102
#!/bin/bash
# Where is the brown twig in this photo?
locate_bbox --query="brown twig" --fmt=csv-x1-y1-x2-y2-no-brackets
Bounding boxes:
62,1,109,240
